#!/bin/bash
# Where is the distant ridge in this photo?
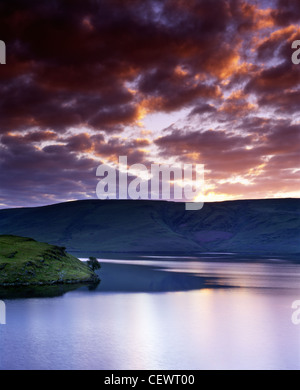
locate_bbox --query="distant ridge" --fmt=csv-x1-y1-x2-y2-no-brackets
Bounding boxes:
0,199,299,255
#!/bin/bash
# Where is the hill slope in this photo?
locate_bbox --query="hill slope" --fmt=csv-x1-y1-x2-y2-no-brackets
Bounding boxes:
0,235,99,286
0,199,299,255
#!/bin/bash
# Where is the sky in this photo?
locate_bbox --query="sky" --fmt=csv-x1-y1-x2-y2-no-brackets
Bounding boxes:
0,0,299,208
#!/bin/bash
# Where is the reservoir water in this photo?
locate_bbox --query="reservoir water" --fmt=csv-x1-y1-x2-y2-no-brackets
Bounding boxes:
0,256,299,370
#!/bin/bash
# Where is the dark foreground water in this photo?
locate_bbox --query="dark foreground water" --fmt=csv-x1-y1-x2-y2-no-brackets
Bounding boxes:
0,256,300,370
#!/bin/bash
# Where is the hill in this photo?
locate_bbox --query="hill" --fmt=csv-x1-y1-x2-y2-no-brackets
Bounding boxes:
0,235,99,286
0,198,299,255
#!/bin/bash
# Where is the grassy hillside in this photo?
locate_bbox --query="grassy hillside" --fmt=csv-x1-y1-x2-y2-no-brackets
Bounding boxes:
0,235,99,286
0,198,299,255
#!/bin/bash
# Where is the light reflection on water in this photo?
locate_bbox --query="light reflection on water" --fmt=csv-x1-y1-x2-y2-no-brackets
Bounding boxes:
87,258,300,289
0,257,300,370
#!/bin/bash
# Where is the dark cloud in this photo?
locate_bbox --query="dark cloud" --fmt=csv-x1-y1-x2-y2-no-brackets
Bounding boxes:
0,129,152,207
0,0,299,206
258,90,300,115
0,0,256,135
0,132,99,207
154,128,255,174
189,104,217,116
154,119,300,195
271,0,300,26
246,61,300,94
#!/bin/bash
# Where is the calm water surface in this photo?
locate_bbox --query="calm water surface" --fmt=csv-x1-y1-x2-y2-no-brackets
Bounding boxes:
0,257,299,370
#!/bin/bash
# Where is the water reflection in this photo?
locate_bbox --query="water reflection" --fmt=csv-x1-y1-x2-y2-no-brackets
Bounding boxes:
1,286,299,369
0,256,300,370
1,256,300,298
0,281,100,300
92,258,300,291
